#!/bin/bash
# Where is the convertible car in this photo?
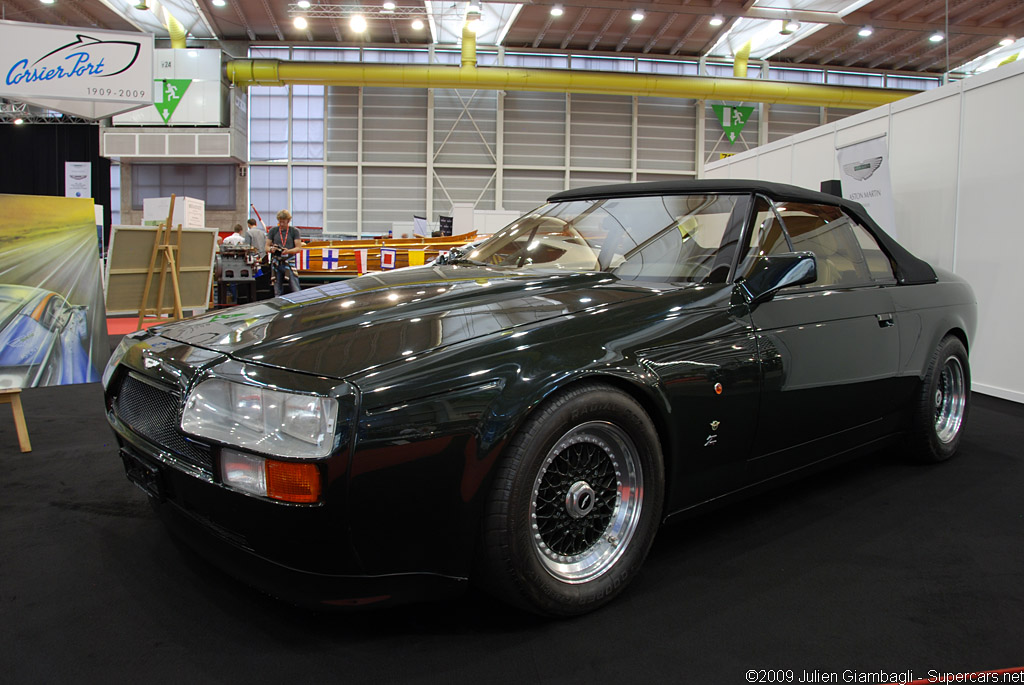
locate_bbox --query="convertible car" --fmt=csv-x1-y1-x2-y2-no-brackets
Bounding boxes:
103,180,976,616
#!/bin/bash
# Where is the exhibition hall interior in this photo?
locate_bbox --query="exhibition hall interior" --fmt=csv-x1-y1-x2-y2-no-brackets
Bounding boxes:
1,0,1023,682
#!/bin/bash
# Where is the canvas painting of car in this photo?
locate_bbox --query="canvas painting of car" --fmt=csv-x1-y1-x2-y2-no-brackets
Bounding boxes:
0,194,110,389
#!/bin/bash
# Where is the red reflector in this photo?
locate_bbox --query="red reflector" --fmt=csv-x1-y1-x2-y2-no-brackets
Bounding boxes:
266,460,321,503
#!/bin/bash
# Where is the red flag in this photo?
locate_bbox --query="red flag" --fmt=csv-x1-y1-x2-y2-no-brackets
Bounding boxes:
355,249,368,274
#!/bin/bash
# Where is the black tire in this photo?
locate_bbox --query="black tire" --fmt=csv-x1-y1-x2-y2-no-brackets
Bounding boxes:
478,383,664,617
909,335,970,463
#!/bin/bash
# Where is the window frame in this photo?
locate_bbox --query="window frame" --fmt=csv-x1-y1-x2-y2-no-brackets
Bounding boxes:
743,195,898,291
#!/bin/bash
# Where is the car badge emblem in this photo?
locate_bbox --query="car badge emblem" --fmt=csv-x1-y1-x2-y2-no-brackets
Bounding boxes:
143,357,159,369
704,434,718,448
710,420,720,431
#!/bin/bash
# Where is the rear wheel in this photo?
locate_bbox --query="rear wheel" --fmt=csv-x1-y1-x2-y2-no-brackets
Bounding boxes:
479,383,664,616
910,335,970,463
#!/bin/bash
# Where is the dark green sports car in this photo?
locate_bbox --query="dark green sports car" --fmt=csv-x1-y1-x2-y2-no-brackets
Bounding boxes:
103,180,976,616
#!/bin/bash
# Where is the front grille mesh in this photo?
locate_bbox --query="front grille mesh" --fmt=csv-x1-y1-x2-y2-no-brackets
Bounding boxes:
113,372,213,475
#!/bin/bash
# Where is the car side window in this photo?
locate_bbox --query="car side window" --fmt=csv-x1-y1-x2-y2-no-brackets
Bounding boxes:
608,194,747,283
772,202,885,288
739,196,791,279
849,219,896,283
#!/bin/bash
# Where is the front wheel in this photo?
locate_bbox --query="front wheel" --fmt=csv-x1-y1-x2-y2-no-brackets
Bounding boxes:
909,335,970,463
478,383,664,616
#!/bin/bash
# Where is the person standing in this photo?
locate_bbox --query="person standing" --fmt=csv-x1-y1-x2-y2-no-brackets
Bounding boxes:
245,218,267,258
267,209,303,296
222,223,246,246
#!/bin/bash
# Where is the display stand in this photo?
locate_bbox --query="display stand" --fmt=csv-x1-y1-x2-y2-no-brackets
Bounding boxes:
137,194,184,330
0,389,31,452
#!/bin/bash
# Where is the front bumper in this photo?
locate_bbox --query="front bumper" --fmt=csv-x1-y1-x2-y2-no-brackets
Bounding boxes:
110,410,466,610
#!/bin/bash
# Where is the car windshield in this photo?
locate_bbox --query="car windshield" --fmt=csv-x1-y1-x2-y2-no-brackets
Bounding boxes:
461,193,750,283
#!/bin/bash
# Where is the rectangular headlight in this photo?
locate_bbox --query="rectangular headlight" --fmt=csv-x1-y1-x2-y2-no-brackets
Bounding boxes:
181,378,338,459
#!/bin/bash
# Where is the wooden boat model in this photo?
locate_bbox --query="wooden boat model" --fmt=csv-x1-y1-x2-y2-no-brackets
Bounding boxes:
293,231,478,279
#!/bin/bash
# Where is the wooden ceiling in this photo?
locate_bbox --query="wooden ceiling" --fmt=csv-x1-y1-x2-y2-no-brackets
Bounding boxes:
3,0,1022,74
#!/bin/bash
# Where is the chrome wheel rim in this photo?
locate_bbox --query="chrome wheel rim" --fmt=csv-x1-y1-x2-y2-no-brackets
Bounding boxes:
529,421,643,584
934,355,966,444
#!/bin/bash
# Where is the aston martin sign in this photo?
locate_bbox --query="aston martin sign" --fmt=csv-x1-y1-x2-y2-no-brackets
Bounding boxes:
0,20,153,119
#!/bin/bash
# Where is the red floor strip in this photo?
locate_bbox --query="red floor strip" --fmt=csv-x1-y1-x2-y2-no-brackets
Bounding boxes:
106,317,164,336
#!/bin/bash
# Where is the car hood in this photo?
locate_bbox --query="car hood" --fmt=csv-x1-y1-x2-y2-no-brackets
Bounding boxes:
149,266,661,380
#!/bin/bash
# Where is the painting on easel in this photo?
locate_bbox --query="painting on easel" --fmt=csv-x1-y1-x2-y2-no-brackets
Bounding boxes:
0,194,110,389
103,225,217,318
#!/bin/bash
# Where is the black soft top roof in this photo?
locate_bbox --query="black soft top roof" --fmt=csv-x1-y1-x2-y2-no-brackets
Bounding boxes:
548,179,936,285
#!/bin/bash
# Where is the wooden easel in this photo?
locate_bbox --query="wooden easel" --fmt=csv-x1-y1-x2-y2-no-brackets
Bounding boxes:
137,194,184,331
0,389,31,452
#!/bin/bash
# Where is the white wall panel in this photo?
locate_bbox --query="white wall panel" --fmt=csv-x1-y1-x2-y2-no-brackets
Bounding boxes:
756,146,793,184
956,67,1024,402
362,88,427,164
833,109,888,151
569,171,630,189
790,132,836,191
324,167,357,237
503,91,566,167
825,108,856,124
433,89,497,166
433,169,496,216
767,104,821,144
363,168,427,236
503,169,564,214
570,94,632,169
326,86,359,163
637,97,696,173
889,93,960,268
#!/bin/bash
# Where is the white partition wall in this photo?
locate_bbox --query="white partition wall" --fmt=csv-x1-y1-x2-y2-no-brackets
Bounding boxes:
705,59,1024,403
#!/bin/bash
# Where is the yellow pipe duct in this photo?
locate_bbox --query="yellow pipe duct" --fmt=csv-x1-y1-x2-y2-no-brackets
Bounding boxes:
733,41,752,79
226,59,912,110
164,11,187,49
461,21,477,68
147,0,187,49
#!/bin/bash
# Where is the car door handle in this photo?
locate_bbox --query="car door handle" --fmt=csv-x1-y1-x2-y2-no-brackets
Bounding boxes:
876,313,895,328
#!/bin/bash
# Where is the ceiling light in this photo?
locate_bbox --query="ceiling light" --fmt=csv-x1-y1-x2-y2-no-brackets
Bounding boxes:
40,0,55,4
631,10,645,21
779,19,800,35
382,1,396,9
929,31,944,43
1000,37,1015,47
550,5,564,16
13,117,24,125
411,18,424,30
709,15,724,27
297,0,310,7
293,15,308,30
211,0,225,6
351,14,367,32
133,0,149,9
858,26,873,37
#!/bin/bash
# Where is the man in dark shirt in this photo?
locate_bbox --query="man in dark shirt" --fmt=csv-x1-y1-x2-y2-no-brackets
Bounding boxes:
267,209,303,296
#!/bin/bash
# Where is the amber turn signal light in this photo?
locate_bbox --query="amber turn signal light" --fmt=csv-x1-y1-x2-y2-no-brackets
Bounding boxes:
266,460,322,503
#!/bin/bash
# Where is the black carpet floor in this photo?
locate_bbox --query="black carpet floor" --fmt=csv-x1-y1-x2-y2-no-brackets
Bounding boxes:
1,381,1022,684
